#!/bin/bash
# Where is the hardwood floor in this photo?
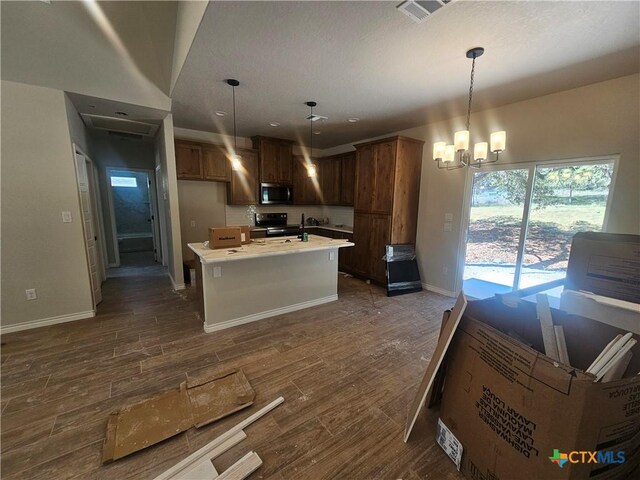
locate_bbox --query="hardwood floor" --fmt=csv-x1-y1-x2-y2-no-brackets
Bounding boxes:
1,270,463,479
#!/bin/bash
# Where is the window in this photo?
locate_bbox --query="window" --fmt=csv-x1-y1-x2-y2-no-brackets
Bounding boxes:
110,176,137,188
462,157,617,296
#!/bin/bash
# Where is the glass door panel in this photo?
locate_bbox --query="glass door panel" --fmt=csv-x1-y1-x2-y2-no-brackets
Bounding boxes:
463,169,529,294
518,162,615,289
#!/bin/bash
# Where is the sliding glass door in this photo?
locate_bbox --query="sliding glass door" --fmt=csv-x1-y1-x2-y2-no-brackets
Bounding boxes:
462,158,616,296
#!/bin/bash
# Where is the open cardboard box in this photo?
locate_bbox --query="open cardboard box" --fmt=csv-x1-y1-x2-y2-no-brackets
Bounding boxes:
435,295,640,480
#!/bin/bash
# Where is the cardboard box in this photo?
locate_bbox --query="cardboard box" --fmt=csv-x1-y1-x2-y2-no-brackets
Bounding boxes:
565,232,640,305
437,296,640,480
208,227,242,249
227,225,251,245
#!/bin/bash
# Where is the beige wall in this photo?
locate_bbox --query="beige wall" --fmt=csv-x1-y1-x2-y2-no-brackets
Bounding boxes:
155,114,185,288
325,74,640,294
178,180,227,261
1,81,94,329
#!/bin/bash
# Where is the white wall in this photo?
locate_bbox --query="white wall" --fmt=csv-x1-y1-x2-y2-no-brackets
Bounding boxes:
1,81,94,330
325,74,640,295
64,94,90,154
1,1,173,110
170,1,209,93
155,114,185,289
178,180,227,261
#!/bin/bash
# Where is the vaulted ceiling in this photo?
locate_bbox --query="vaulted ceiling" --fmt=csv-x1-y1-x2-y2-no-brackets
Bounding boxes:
171,1,640,148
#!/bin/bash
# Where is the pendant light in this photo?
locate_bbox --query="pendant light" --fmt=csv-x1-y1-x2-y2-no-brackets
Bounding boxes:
305,101,317,177
433,47,506,170
226,79,242,171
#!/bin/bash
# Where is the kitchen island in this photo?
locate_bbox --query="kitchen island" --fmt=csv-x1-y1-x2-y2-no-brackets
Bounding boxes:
189,234,354,332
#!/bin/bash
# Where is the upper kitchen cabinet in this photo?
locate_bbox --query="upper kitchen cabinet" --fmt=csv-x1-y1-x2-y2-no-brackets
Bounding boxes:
292,155,321,205
354,140,396,214
319,155,341,205
201,144,230,182
227,148,259,205
340,152,356,206
252,136,294,184
175,140,203,180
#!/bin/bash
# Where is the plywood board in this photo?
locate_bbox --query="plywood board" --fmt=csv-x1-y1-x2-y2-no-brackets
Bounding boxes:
103,369,254,463
187,369,255,428
404,292,467,442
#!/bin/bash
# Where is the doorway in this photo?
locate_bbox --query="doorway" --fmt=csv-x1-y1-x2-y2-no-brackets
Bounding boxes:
460,156,618,298
106,167,161,273
73,146,106,308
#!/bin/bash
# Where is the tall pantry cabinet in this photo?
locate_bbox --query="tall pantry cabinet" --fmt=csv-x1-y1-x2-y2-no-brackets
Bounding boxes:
352,136,424,284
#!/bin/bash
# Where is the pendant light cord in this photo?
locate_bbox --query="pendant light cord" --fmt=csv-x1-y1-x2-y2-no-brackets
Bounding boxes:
232,84,237,152
309,104,313,158
466,54,476,131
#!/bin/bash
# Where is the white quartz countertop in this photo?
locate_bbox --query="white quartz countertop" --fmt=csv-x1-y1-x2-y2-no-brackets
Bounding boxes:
189,234,354,264
250,224,353,234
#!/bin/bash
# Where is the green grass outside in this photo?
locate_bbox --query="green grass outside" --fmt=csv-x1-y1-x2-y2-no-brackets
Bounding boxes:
470,203,607,229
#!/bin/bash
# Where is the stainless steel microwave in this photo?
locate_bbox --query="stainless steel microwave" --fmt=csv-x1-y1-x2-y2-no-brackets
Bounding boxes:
260,183,293,204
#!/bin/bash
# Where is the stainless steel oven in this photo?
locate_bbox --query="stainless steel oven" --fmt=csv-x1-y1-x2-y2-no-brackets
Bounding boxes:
260,183,293,205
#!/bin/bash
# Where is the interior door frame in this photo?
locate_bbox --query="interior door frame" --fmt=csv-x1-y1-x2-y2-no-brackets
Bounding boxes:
455,154,620,294
105,166,160,266
72,143,105,308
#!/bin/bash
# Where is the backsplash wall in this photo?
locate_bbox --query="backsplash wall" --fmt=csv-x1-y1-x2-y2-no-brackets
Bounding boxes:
225,204,354,227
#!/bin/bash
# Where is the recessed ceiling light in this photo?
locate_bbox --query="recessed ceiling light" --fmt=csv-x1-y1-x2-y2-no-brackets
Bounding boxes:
215,111,227,117
269,122,280,127
347,117,360,123
314,131,321,135
89,105,96,109
115,111,128,116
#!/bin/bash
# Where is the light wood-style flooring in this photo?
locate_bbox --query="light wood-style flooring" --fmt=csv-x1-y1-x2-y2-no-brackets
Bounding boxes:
1,266,463,479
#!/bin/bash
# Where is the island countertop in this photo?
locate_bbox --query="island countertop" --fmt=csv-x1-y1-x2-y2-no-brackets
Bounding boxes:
189,234,354,264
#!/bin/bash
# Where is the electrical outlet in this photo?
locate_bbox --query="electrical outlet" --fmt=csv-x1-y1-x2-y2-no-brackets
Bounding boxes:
444,223,452,232
25,288,37,300
442,266,449,275
190,220,196,227
61,211,72,223
329,251,335,261
213,266,222,278
445,213,453,222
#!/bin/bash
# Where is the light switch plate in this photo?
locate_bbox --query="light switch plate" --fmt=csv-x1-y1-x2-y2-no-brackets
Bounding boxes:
190,220,196,227
329,251,335,261
25,288,37,300
62,211,73,223
213,266,222,278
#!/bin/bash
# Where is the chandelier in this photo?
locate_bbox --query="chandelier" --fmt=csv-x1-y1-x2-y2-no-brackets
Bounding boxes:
433,47,506,169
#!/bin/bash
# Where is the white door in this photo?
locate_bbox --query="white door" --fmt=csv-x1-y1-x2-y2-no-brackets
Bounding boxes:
75,152,103,306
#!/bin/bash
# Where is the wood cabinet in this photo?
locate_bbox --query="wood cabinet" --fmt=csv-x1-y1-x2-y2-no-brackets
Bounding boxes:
292,155,321,205
252,136,293,184
352,136,424,284
227,148,259,205
202,144,230,182
340,152,356,206
320,156,341,205
175,141,203,179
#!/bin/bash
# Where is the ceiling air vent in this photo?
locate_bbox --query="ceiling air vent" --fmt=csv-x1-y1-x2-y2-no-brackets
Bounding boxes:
397,1,450,24
80,114,159,137
305,114,328,122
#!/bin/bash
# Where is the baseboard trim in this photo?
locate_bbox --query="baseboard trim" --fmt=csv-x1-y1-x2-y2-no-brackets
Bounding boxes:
204,295,338,333
0,310,96,334
169,273,186,291
422,283,457,298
